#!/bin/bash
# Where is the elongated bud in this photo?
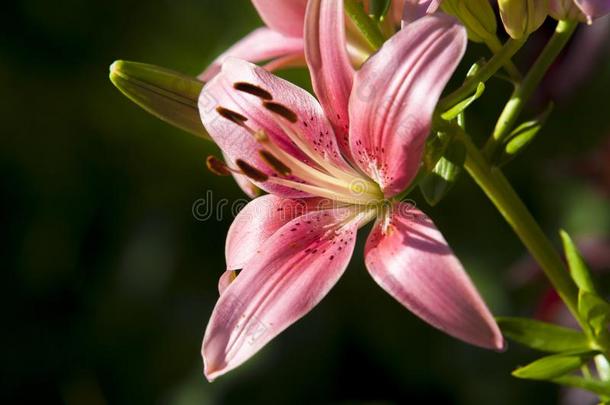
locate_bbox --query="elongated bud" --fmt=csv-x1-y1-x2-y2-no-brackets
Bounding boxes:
549,0,610,23
235,160,269,182
109,60,209,139
441,0,497,44
206,156,232,176
498,0,549,39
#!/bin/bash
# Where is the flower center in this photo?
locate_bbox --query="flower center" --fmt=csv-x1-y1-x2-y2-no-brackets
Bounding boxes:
213,82,384,206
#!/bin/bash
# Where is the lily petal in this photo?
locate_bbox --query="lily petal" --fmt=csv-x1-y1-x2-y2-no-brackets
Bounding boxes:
200,58,351,197
218,270,237,295
199,28,304,82
203,206,364,380
225,195,330,270
252,0,308,38
364,203,504,350
348,14,467,197
402,0,443,23
305,0,355,160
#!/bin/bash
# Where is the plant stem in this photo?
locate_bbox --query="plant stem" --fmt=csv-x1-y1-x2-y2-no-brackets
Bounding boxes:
454,127,582,324
344,0,385,50
484,20,578,158
438,38,526,113
485,36,522,82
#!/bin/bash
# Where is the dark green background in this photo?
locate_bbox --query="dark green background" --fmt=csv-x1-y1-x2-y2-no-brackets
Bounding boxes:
3,1,610,403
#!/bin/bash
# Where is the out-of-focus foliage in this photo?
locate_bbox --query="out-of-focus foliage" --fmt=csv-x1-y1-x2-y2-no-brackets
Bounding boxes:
2,1,610,403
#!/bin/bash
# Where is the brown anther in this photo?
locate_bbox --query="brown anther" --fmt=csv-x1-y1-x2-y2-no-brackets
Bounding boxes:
235,159,269,182
259,150,292,176
216,106,248,125
205,155,231,176
234,82,273,100
263,101,298,123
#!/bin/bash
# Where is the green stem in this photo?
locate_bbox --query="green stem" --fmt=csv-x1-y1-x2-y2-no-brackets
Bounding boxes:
438,38,526,113
454,127,582,325
485,36,522,82
344,0,385,50
484,20,578,158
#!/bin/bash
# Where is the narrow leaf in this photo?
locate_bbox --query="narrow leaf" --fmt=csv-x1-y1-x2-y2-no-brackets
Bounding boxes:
441,82,485,121
578,290,610,338
109,60,209,139
560,230,597,294
552,375,610,396
498,103,553,166
369,0,391,20
497,317,591,353
512,352,595,380
420,138,465,206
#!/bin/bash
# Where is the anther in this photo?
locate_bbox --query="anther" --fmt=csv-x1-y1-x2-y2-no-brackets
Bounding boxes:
259,150,292,176
216,106,248,125
234,82,273,100
263,101,298,123
235,159,269,182
206,155,231,176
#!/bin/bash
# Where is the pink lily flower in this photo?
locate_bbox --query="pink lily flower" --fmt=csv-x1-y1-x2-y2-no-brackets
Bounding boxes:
199,0,308,82
199,0,409,82
550,0,610,23
198,4,504,381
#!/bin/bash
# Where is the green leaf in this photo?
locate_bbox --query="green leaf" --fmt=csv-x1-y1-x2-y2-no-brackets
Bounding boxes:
109,60,209,139
419,138,465,206
578,290,610,338
369,0,391,20
497,103,553,166
344,0,385,50
560,230,597,294
440,82,485,121
552,375,610,396
497,317,591,353
512,352,594,381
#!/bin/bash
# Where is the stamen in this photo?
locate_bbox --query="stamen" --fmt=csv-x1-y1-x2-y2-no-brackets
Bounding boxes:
235,159,269,182
216,106,248,125
234,82,273,100
206,155,231,176
259,150,292,176
263,101,298,123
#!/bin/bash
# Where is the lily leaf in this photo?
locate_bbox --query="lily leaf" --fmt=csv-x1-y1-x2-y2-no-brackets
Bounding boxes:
441,82,485,121
560,230,597,294
497,317,591,353
498,102,553,166
552,375,610,396
578,290,610,338
369,0,391,20
420,138,466,206
512,352,595,381
109,60,209,139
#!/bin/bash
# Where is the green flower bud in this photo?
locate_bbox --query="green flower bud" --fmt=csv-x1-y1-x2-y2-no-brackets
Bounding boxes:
109,60,209,139
441,0,497,44
498,0,549,39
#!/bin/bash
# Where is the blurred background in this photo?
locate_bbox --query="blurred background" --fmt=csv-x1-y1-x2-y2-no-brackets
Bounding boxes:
2,1,610,403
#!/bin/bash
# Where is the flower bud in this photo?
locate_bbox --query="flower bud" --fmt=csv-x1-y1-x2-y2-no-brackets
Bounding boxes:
549,0,588,22
440,0,498,44
550,0,610,24
498,0,550,39
109,60,209,139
